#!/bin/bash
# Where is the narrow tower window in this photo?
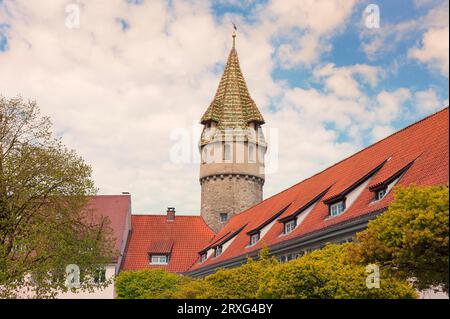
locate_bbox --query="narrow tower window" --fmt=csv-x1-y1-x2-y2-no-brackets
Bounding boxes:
220,213,228,222
248,144,256,163
223,143,231,161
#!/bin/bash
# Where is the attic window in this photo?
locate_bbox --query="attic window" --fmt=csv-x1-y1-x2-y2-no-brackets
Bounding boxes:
375,187,387,201
284,219,296,234
329,200,345,217
215,245,223,257
200,253,207,263
370,160,416,202
150,254,169,265
250,232,260,246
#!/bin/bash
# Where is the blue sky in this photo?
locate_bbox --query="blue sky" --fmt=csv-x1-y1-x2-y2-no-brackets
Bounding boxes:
0,0,448,214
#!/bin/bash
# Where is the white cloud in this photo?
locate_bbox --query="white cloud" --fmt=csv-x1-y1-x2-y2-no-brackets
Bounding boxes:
413,88,445,114
371,125,395,142
263,0,358,67
313,63,382,98
360,0,449,77
373,88,412,123
409,26,449,77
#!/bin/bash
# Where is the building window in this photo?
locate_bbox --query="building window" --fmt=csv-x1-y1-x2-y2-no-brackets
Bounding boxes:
250,232,260,246
330,201,345,217
94,268,106,283
284,219,296,234
200,253,207,263
248,144,256,163
223,143,231,161
150,254,169,265
375,188,387,201
215,245,223,257
220,213,228,222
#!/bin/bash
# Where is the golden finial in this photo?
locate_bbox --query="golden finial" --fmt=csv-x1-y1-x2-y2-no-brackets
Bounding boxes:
232,23,237,48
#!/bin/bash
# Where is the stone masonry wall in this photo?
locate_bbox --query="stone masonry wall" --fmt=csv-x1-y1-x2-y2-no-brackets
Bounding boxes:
200,174,263,232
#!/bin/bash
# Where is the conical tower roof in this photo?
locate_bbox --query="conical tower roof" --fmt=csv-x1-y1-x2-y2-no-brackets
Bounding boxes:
201,35,265,129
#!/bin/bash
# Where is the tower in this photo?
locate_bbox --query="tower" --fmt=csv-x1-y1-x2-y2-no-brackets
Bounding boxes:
199,32,267,232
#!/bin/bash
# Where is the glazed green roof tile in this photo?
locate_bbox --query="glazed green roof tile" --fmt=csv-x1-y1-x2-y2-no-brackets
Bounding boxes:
201,45,265,128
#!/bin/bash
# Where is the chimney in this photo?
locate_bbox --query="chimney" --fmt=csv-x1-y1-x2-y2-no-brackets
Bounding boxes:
167,207,176,221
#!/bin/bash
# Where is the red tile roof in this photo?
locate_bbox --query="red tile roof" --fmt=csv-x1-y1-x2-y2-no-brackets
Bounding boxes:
86,195,131,263
122,215,215,273
189,107,449,272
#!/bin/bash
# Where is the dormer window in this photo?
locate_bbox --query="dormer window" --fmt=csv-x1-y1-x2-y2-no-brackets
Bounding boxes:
330,200,345,217
250,232,260,246
375,188,387,201
150,254,169,265
215,245,223,257
284,219,296,234
200,253,207,263
369,160,416,202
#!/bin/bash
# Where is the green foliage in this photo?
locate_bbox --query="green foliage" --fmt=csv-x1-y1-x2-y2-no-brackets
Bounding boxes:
199,250,278,299
351,185,449,293
0,96,115,298
115,269,188,299
115,246,416,299
260,244,416,299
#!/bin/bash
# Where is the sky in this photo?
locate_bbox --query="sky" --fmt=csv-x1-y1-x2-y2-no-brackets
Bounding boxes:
0,0,448,215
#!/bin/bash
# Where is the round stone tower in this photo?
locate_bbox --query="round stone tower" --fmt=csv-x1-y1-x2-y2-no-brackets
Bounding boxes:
199,32,267,232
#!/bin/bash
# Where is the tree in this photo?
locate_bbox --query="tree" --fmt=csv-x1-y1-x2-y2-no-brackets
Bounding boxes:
115,269,189,299
198,247,278,299
0,96,115,298
350,185,449,293
260,244,417,299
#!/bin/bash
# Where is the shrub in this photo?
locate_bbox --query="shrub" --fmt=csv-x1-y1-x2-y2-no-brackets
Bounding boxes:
260,244,417,299
350,185,449,293
115,269,187,299
197,248,278,299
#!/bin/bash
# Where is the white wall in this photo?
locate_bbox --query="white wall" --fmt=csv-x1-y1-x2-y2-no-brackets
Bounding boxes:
55,264,117,299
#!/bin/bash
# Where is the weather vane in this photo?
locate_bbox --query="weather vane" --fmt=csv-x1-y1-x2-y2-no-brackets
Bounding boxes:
232,23,237,47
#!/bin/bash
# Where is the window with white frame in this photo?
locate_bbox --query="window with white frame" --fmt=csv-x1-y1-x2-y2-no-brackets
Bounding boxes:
215,245,223,257
150,254,169,265
284,219,296,234
375,188,387,201
200,253,207,263
250,232,260,246
94,268,106,283
330,201,345,216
